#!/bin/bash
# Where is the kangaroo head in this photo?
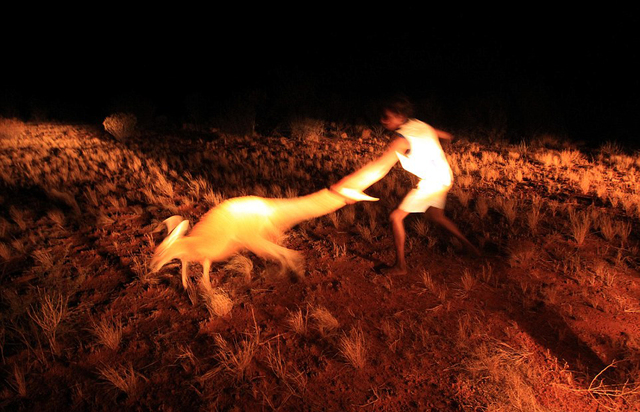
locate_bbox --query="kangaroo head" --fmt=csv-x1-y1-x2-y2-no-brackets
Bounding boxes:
150,219,190,272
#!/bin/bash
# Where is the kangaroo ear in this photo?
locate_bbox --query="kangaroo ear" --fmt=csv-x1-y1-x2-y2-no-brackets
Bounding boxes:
163,215,185,235
163,219,189,249
172,220,189,238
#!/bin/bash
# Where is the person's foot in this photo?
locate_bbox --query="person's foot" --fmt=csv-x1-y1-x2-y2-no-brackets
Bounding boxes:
468,245,482,257
380,264,407,276
461,239,482,257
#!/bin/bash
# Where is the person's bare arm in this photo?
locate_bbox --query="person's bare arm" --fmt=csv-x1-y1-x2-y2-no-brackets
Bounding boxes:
434,128,453,140
331,136,410,193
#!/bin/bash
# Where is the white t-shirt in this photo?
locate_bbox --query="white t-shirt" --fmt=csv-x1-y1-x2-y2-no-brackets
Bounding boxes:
396,119,453,187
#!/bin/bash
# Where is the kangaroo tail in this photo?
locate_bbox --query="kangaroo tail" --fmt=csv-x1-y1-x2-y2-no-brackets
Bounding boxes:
150,219,190,272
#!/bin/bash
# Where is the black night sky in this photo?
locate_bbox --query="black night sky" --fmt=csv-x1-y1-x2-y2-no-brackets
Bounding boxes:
2,10,638,148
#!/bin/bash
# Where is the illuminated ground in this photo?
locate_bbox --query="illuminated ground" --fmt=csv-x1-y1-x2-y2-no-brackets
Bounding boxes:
1,120,639,411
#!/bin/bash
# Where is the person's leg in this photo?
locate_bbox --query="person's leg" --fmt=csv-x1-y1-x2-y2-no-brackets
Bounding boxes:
387,208,411,274
425,207,480,256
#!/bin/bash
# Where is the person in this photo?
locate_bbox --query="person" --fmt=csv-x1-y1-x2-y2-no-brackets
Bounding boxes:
378,97,480,275
331,96,479,275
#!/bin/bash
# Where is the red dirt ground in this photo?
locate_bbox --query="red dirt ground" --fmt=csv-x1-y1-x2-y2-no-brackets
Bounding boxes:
1,122,639,411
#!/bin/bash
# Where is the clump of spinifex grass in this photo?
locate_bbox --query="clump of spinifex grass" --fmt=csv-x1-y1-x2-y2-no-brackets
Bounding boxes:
526,195,543,235
224,254,253,283
28,290,69,356
97,363,144,397
310,305,339,336
420,269,447,304
457,339,548,412
91,316,123,351
493,197,518,226
208,333,258,382
568,209,591,247
265,338,307,392
286,307,308,336
339,327,367,369
459,269,477,296
8,363,27,397
202,316,261,384
200,284,234,318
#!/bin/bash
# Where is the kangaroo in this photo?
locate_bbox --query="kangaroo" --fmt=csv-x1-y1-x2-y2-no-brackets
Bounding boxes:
150,188,378,289
150,143,402,289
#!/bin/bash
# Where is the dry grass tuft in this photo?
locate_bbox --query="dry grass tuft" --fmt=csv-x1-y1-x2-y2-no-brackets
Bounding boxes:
224,254,253,283
569,209,591,246
339,327,367,369
286,308,308,336
460,269,477,295
103,113,137,140
310,305,339,336
265,339,307,392
97,363,142,396
476,197,489,219
28,291,69,355
9,363,27,397
92,316,123,350
200,285,233,317
460,341,546,411
208,333,259,382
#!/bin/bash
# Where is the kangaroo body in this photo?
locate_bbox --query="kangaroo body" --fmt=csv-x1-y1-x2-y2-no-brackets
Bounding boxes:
150,147,399,289
150,188,362,288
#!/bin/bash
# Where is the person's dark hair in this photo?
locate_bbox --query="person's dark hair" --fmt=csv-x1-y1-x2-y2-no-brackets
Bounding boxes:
382,95,414,118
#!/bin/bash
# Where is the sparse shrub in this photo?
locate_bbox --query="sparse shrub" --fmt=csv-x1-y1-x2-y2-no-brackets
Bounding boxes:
454,187,471,207
597,214,617,242
616,220,632,244
579,171,592,194
480,262,494,286
332,241,347,258
535,151,558,167
9,206,27,231
103,113,137,141
47,209,65,227
204,189,224,207
0,118,26,139
327,211,340,229
460,340,545,411
290,117,324,142
9,363,27,397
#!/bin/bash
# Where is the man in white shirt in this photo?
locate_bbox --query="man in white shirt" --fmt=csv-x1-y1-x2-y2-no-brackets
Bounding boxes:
332,97,479,275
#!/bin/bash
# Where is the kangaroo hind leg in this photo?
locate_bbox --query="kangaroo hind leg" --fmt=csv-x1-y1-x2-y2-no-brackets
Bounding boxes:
247,238,304,279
